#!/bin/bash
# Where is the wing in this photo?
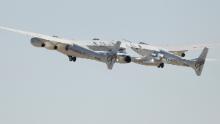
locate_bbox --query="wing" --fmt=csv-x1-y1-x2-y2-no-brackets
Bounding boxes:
0,26,97,60
156,42,220,57
169,50,188,57
0,26,74,45
160,42,220,52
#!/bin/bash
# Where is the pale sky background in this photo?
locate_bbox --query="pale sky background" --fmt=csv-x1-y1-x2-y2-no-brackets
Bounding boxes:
0,0,220,124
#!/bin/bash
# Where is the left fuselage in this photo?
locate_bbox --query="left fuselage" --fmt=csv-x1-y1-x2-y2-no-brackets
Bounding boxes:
30,37,131,64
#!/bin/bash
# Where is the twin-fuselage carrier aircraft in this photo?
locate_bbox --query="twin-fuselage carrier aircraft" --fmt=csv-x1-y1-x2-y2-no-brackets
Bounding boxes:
0,26,209,76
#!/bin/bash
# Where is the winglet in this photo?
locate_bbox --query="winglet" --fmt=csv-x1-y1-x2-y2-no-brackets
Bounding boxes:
192,47,209,76
112,41,121,53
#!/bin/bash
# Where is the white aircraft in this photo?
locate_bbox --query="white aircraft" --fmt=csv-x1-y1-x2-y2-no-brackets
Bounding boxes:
82,40,209,76
0,26,209,76
0,26,132,70
129,43,208,76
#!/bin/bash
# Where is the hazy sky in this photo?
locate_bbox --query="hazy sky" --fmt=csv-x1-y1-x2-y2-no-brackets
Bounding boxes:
0,0,220,124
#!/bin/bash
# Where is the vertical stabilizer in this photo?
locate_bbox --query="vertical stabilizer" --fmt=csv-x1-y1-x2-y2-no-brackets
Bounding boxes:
191,47,209,76
106,41,121,70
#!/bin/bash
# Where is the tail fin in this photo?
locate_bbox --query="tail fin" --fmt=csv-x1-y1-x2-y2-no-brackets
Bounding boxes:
106,41,121,70
112,41,121,53
191,47,209,76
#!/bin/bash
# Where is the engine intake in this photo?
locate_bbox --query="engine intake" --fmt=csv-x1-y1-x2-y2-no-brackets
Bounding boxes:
124,56,131,63
181,53,185,57
41,43,45,47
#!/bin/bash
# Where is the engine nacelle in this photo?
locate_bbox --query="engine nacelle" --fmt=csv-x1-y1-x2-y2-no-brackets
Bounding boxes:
43,42,57,50
31,37,57,50
181,53,185,57
116,55,131,63
31,37,45,47
171,51,186,57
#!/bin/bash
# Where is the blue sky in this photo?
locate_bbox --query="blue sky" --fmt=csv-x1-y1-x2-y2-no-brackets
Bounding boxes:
0,0,220,124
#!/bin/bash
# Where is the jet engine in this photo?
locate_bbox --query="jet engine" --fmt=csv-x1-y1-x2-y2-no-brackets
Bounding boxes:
31,37,44,47
116,55,131,63
31,37,57,50
171,51,186,57
181,53,185,57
